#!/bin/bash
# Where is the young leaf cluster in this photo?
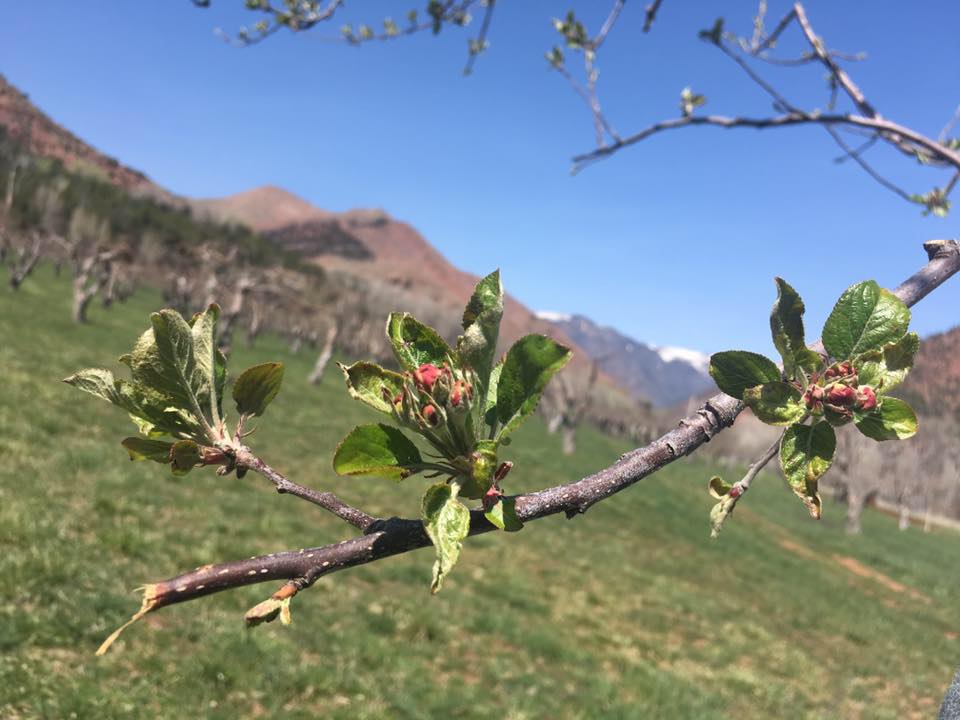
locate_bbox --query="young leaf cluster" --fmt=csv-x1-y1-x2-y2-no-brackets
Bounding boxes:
65,304,285,478
708,279,918,530
334,270,571,591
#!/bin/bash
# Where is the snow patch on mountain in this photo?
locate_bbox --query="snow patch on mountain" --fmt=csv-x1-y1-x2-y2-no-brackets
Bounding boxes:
654,346,711,374
536,310,572,323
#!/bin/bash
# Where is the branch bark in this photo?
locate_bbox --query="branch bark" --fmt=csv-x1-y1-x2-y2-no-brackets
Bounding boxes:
572,111,960,172
97,240,960,652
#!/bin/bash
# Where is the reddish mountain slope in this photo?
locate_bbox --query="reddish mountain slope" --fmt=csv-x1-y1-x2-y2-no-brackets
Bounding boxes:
194,186,583,357
0,74,169,201
192,185,331,229
0,75,646,422
899,326,960,418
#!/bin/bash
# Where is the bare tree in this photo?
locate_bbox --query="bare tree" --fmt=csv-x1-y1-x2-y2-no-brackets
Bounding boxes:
0,161,19,264
544,360,600,455
6,174,58,290
59,206,122,323
307,321,339,385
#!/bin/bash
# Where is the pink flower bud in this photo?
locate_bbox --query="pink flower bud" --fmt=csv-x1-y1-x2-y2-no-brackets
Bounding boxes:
729,485,743,499
856,386,877,411
482,484,503,512
803,384,824,410
412,363,443,392
422,404,438,425
826,384,856,406
825,362,854,381
450,380,465,407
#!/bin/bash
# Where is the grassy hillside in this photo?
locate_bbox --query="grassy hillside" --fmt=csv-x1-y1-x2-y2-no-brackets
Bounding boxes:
1,266,959,719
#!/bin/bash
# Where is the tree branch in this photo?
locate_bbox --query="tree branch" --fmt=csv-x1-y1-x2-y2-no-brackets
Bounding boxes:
97,240,960,653
792,3,876,118
234,446,378,531
642,0,665,34
571,111,960,173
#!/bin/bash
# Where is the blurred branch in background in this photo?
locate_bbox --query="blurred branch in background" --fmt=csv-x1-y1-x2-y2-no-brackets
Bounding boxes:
201,1,960,217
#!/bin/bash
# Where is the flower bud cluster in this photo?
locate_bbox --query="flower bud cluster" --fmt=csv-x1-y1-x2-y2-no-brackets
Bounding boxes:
801,361,878,423
385,363,476,435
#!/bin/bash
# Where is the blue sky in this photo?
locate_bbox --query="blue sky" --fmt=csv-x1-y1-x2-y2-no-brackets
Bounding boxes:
2,1,958,357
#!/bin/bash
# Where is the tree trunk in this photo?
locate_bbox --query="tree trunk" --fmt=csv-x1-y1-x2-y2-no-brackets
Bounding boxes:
308,324,339,385
246,303,263,348
562,425,576,456
845,492,865,534
73,281,94,323
898,504,911,531
9,238,42,290
547,413,563,434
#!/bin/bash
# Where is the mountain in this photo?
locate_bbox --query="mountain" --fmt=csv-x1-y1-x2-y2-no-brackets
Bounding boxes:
539,313,714,407
0,74,650,429
191,186,585,359
0,74,173,203
899,325,960,419
191,185,331,229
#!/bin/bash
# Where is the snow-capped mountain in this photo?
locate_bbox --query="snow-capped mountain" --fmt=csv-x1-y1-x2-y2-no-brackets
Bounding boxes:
536,312,714,407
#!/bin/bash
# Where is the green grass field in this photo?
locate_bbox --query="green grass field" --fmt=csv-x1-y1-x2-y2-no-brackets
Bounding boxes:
2,265,959,719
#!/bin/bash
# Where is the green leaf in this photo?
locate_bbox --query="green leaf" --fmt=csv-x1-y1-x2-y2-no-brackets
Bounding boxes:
333,423,424,481
116,380,202,438
854,332,919,393
496,335,572,438
708,475,732,499
120,312,208,429
233,362,284,418
422,481,471,593
151,309,204,411
854,397,918,441
743,382,806,426
458,270,503,394
121,437,174,463
708,351,781,400
483,360,504,432
822,281,910,360
769,278,821,379
170,439,202,475
780,422,836,518
339,361,405,416
65,369,201,439
386,313,452,371
190,304,222,423
484,496,523,532
64,368,124,405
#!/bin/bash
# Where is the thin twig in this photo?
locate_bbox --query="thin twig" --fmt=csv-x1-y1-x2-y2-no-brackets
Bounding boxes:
571,111,960,174
596,0,627,48
739,434,782,493
234,446,378,531
793,3,876,118
462,0,496,76
824,126,913,201
939,105,960,144
642,0,665,33
832,134,878,164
